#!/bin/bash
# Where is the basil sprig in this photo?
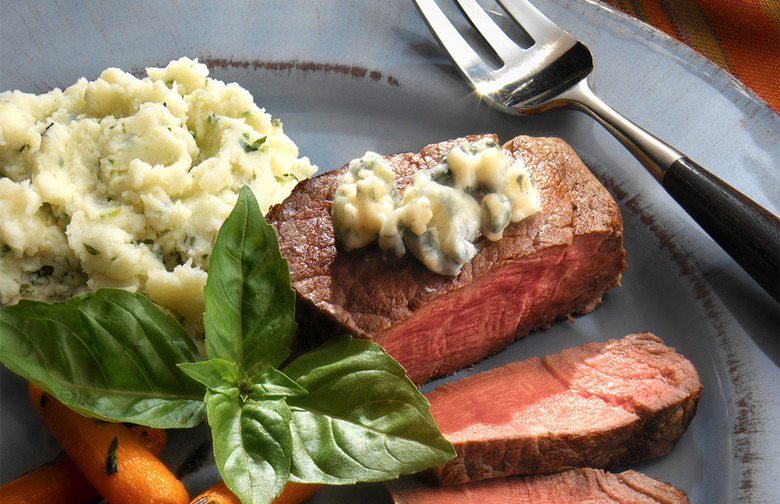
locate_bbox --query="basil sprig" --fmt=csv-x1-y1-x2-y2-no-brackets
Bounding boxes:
0,185,455,504
0,289,206,428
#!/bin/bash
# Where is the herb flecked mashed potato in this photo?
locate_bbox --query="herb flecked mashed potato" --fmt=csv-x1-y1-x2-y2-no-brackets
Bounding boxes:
0,57,316,334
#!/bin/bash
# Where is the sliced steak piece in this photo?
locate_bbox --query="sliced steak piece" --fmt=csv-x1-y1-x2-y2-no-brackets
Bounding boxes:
425,332,702,485
386,468,690,504
267,134,626,385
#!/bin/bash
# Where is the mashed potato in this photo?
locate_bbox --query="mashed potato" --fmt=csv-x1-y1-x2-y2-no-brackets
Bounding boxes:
0,57,316,334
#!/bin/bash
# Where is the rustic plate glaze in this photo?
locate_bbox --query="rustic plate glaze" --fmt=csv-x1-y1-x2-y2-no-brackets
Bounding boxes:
1,1,777,502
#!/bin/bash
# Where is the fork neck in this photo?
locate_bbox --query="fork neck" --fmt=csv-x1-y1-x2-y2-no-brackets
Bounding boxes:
556,79,683,182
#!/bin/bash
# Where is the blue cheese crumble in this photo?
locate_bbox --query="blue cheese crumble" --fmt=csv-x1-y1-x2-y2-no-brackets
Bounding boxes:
332,138,541,275
331,152,399,251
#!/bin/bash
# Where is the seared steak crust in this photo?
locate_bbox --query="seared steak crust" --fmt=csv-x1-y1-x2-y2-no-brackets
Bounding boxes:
425,332,702,485
267,135,626,384
386,467,690,504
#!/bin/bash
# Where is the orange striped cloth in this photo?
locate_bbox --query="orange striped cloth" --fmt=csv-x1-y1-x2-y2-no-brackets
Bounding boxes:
598,0,780,113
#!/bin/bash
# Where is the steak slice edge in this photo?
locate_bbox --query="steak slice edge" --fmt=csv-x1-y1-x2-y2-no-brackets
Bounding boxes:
385,467,691,504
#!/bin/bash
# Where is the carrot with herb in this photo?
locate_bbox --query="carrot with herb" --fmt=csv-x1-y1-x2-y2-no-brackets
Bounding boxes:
1,420,168,504
26,383,189,504
190,479,322,504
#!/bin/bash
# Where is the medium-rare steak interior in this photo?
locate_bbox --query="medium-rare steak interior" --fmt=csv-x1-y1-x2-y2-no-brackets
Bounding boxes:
424,332,702,485
267,134,626,384
386,467,690,504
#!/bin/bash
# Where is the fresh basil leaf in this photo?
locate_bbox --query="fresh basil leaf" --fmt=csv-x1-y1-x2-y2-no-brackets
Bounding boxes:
0,289,206,428
179,358,242,390
283,335,456,484
206,388,292,504
204,185,297,378
180,359,307,403
252,367,308,398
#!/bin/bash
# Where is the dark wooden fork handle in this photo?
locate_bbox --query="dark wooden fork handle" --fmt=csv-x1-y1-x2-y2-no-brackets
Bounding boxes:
663,156,780,301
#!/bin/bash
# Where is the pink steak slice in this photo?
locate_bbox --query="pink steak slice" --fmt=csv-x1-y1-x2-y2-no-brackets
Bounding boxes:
425,332,702,484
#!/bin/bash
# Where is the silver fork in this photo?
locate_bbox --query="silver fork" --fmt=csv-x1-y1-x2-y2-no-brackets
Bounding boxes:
413,0,779,301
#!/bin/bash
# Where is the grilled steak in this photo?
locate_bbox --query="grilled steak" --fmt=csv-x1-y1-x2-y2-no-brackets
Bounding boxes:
386,468,690,504
425,332,702,485
267,134,626,385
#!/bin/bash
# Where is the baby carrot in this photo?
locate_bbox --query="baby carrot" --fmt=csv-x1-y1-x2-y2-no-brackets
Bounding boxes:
190,479,239,504
272,481,323,504
27,383,189,504
0,457,97,504
128,424,169,454
190,479,322,504
1,416,169,504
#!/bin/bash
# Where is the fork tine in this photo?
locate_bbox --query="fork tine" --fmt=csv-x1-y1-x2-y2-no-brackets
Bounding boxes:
496,0,568,43
413,0,492,80
455,0,518,61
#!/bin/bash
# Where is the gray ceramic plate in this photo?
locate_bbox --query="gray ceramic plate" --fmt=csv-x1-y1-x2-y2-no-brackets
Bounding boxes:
2,1,778,503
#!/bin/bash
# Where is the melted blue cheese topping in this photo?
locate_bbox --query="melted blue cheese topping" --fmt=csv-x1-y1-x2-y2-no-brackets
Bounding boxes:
331,152,400,250
380,170,481,275
332,138,540,275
